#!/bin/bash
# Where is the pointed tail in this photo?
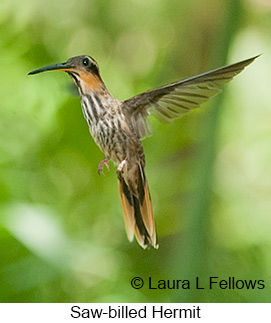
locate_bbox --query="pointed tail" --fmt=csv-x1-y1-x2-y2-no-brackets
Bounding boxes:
118,164,158,249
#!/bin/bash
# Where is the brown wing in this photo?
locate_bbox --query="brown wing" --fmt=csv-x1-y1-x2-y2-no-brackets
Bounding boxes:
122,56,258,138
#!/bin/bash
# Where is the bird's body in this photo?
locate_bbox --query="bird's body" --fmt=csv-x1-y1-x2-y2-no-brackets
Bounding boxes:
71,71,153,248
29,54,258,249
81,90,135,165
79,87,153,248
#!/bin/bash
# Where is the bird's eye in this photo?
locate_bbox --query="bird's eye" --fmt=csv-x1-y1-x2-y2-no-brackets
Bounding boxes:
83,58,89,66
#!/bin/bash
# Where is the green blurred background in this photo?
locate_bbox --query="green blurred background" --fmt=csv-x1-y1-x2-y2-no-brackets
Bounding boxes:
0,0,270,303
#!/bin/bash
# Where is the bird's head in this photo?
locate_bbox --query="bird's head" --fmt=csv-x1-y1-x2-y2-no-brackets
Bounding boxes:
28,55,105,94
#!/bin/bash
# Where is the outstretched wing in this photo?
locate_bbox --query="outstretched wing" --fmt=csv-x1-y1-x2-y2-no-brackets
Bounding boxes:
122,56,258,138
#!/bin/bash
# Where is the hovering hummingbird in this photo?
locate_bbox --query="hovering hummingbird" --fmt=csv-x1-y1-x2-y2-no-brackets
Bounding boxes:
29,54,258,249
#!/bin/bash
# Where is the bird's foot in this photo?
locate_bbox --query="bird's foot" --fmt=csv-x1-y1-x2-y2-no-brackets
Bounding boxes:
98,157,110,175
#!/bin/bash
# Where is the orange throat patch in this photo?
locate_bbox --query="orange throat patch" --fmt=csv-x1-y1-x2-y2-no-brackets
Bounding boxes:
80,73,103,93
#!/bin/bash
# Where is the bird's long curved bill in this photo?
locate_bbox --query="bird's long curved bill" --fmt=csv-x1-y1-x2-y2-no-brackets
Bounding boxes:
28,62,72,75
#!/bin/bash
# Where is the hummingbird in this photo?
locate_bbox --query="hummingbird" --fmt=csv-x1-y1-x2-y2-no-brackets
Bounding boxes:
28,54,258,249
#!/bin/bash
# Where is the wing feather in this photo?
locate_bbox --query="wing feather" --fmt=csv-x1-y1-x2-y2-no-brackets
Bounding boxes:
122,55,258,138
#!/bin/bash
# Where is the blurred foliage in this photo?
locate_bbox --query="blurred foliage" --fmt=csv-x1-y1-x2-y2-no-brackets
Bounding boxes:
0,0,271,303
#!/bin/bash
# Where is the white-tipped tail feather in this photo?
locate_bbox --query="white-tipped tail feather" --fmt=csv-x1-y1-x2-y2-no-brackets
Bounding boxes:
118,165,158,249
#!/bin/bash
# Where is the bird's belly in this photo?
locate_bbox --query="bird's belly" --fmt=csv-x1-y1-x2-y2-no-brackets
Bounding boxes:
89,121,131,164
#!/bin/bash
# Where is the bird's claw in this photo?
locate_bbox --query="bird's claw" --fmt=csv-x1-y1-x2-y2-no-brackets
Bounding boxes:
98,158,110,175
